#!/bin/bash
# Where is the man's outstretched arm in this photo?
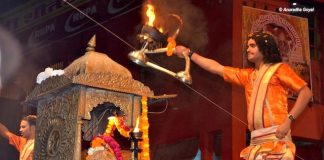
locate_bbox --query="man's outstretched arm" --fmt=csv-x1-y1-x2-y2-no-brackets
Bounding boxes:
0,122,13,139
174,46,224,77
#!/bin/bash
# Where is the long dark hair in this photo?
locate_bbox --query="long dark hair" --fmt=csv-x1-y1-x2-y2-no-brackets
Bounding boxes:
246,31,282,67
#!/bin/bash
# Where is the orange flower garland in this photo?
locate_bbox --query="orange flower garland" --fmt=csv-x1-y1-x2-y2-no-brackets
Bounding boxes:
105,116,130,138
166,37,176,56
105,116,116,135
140,96,150,160
87,115,131,160
86,136,119,160
90,137,105,148
87,102,151,160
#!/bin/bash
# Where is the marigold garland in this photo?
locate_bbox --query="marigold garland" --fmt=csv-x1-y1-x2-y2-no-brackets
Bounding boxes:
86,136,122,160
115,116,131,137
87,99,151,160
166,37,176,56
87,115,131,160
105,116,116,135
105,116,131,138
140,96,150,160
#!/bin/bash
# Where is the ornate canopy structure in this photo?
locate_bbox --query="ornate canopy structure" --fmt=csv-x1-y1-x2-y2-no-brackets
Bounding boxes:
24,35,173,160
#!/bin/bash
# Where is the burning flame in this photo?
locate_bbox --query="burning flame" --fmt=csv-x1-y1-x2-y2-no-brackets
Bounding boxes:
145,3,179,56
145,4,164,32
158,28,164,33
146,4,155,27
133,117,140,132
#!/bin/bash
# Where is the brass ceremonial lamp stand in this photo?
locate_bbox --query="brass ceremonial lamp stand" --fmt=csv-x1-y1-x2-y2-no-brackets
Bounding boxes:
130,131,143,160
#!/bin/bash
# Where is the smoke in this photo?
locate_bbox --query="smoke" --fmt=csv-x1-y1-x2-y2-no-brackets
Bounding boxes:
0,26,22,90
143,0,208,52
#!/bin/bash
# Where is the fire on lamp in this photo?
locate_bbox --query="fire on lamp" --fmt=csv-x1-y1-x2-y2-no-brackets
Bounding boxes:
130,118,143,160
128,3,192,84
133,117,140,133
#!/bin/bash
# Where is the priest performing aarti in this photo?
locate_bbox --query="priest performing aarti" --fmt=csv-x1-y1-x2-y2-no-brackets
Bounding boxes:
173,31,312,160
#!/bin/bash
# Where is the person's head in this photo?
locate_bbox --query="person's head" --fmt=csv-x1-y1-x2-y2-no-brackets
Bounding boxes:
246,31,282,67
20,115,37,139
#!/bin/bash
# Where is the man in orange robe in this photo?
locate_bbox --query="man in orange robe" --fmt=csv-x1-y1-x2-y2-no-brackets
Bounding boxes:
0,115,37,160
174,31,312,159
